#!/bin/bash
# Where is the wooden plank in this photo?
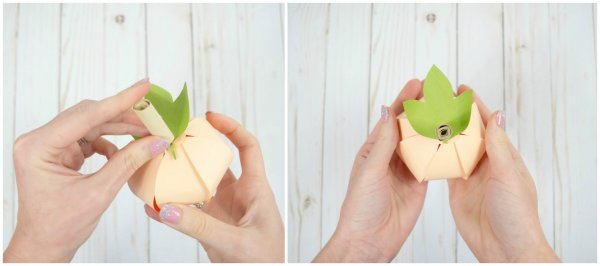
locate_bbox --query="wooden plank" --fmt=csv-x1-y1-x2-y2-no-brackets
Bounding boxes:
3,3,19,250
503,3,556,257
549,3,597,262
287,3,329,262
234,3,285,217
369,4,416,262
11,1,61,253
456,3,504,262
412,3,457,262
321,3,372,247
103,3,149,262
146,3,199,262
191,3,285,261
191,4,242,182
60,4,108,262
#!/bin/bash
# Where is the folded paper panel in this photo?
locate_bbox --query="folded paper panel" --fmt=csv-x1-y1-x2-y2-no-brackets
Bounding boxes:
400,136,439,182
398,114,419,140
461,102,484,137
154,141,208,207
186,118,221,139
128,155,163,207
454,137,485,178
424,141,464,180
182,137,233,196
397,103,486,182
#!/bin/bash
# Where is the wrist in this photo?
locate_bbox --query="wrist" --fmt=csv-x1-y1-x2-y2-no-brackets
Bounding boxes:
4,226,74,262
313,228,388,263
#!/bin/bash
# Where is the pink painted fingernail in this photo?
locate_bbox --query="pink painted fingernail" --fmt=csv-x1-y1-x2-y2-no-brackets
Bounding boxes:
381,105,390,122
150,139,169,156
159,204,182,224
131,77,149,87
496,111,505,129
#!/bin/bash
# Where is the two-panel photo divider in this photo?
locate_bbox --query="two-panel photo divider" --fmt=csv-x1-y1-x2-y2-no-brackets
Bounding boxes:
3,2,597,263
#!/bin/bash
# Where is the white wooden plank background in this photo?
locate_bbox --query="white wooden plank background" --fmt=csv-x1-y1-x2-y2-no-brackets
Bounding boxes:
3,3,284,262
288,3,597,262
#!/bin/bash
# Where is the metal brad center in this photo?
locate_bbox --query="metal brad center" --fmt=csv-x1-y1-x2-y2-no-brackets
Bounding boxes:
436,124,452,141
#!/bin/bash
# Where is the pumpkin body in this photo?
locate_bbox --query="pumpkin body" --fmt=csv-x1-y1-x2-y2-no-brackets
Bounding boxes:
397,102,485,182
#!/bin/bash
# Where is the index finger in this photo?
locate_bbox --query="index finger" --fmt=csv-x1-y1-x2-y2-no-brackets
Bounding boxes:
205,112,267,180
43,80,150,148
457,84,492,126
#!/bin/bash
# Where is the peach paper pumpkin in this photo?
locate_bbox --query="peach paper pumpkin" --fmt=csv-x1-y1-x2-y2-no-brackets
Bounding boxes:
128,117,233,211
397,102,485,182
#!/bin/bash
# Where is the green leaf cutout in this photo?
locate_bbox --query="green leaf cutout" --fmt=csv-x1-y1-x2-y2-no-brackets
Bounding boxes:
403,65,472,142
145,83,190,141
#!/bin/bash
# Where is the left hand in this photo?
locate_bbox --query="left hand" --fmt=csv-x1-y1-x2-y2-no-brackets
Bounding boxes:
314,79,428,262
4,79,170,262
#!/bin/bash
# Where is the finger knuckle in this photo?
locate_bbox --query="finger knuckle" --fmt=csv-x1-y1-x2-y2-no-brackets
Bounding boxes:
190,215,209,236
122,152,141,175
13,132,34,160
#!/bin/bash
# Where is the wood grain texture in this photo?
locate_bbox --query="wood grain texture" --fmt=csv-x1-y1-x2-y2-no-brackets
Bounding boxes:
320,3,372,248
549,3,597,262
3,3,19,250
288,3,329,262
456,3,504,262
503,3,556,257
412,4,457,262
287,3,596,263
4,3,283,262
369,4,416,262
103,4,149,262
10,2,61,249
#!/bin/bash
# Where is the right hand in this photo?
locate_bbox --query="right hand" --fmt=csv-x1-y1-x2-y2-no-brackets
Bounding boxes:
144,112,284,263
447,85,559,262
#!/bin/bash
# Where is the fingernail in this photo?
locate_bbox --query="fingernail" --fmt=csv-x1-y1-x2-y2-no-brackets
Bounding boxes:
380,105,390,122
150,139,169,156
496,111,505,129
131,77,149,87
159,204,181,224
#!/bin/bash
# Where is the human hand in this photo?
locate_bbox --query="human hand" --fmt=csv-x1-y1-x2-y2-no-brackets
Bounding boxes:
4,79,171,262
144,112,284,262
447,85,559,262
314,79,428,262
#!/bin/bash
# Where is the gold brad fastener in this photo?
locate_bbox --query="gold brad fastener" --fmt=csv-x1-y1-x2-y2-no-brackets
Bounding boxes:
436,124,452,141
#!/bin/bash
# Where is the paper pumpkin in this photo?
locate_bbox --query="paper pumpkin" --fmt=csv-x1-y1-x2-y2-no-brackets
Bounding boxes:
127,83,232,211
397,65,485,182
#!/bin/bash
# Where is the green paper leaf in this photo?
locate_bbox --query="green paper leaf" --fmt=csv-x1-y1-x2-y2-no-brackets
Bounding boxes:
403,65,472,142
144,83,190,141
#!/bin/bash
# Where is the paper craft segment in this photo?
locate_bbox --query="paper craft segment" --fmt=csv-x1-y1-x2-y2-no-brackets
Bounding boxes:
182,137,233,198
153,140,209,207
397,102,486,182
454,137,485,179
399,136,439,182
133,99,175,142
461,102,484,137
425,142,464,180
398,114,419,140
128,155,162,207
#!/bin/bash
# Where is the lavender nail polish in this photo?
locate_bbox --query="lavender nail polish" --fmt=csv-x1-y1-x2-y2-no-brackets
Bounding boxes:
381,105,390,122
150,139,169,156
160,204,182,224
496,111,505,129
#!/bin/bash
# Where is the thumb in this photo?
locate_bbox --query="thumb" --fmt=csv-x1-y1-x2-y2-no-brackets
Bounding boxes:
95,136,170,195
365,105,399,165
485,111,519,177
158,204,240,248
